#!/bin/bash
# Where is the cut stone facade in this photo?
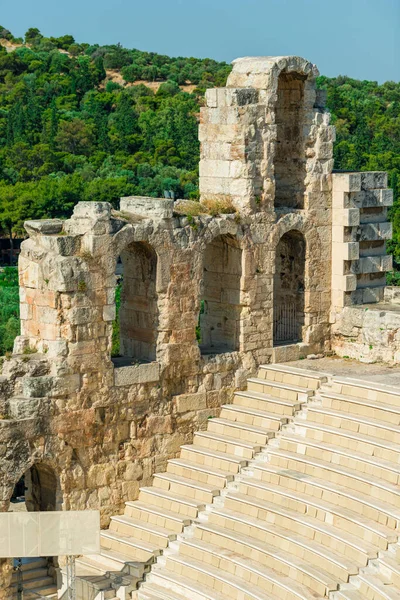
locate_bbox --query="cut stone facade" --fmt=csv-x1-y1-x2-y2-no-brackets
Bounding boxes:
0,55,396,598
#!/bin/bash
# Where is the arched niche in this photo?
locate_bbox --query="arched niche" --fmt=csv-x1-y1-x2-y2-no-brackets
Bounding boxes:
116,241,159,363
199,235,242,354
274,70,307,210
273,230,305,345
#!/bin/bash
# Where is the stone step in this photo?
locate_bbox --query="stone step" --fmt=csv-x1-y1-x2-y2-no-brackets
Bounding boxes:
320,391,400,425
234,390,300,415
109,514,177,548
306,405,400,445
331,377,400,407
238,477,396,550
14,558,48,572
207,417,277,445
220,404,288,431
138,486,204,519
294,419,400,465
267,447,400,508
179,444,247,474
247,377,313,402
224,492,377,564
148,568,227,600
11,567,48,583
179,536,325,600
379,555,400,588
357,572,400,600
257,364,328,390
332,590,364,600
101,529,160,563
164,553,276,600
124,500,190,534
152,472,220,504
279,433,400,487
11,575,54,591
251,463,400,530
95,548,149,578
166,458,233,489
195,521,338,597
193,430,261,460
207,507,358,583
12,585,57,599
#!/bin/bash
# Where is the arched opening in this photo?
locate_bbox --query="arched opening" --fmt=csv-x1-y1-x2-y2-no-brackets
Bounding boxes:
273,230,305,345
274,71,307,210
114,241,158,364
199,235,242,354
8,464,59,598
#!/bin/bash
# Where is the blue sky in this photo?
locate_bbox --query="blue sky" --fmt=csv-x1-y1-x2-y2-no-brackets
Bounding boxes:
2,0,399,82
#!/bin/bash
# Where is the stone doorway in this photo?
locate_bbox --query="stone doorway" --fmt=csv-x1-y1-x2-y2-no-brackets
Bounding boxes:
273,230,305,345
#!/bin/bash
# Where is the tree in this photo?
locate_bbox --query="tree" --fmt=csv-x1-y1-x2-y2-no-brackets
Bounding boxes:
24,27,43,45
55,119,95,155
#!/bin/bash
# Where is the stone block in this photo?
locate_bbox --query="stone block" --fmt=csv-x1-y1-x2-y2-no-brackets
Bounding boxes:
114,362,160,387
174,392,207,413
120,196,174,219
360,171,388,190
24,219,64,236
332,172,361,193
72,202,111,220
103,305,116,322
205,88,218,108
9,396,41,419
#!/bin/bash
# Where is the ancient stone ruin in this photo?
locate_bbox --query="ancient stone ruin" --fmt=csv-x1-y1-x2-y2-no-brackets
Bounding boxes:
1,56,400,600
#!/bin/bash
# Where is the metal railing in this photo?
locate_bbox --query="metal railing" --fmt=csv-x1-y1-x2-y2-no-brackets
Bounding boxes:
273,301,298,344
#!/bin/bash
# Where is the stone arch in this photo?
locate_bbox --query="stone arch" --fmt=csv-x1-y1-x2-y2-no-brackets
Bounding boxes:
116,241,159,363
273,230,306,345
198,233,243,354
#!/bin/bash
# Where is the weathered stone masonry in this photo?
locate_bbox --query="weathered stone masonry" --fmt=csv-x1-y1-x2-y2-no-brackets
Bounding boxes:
0,55,395,597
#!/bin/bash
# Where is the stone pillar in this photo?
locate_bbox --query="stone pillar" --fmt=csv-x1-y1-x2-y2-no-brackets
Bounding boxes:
331,172,393,308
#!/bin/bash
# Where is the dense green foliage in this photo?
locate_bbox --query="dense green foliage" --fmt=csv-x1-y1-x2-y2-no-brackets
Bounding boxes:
0,26,399,353
0,267,19,354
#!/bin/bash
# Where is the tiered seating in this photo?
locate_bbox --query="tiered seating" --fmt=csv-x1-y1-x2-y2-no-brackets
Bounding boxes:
76,363,324,599
138,368,400,600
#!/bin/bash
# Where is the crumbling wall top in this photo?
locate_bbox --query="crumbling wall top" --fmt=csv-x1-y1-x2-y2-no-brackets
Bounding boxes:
227,55,319,89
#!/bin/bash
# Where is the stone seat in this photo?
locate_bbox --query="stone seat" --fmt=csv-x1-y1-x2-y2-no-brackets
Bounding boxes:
238,477,396,550
193,430,261,459
220,403,289,430
208,507,359,582
100,529,160,563
138,582,194,600
179,536,324,600
224,492,377,564
234,390,301,415
138,485,205,519
194,521,339,596
109,514,177,548
152,472,220,504
306,405,400,444
164,553,277,600
331,377,400,407
320,391,400,425
179,443,248,473
148,568,228,600
247,378,313,402
266,447,400,508
124,500,190,533
279,433,400,486
257,364,329,390
251,462,400,529
166,458,234,488
293,419,400,464
206,417,277,444
357,572,400,600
